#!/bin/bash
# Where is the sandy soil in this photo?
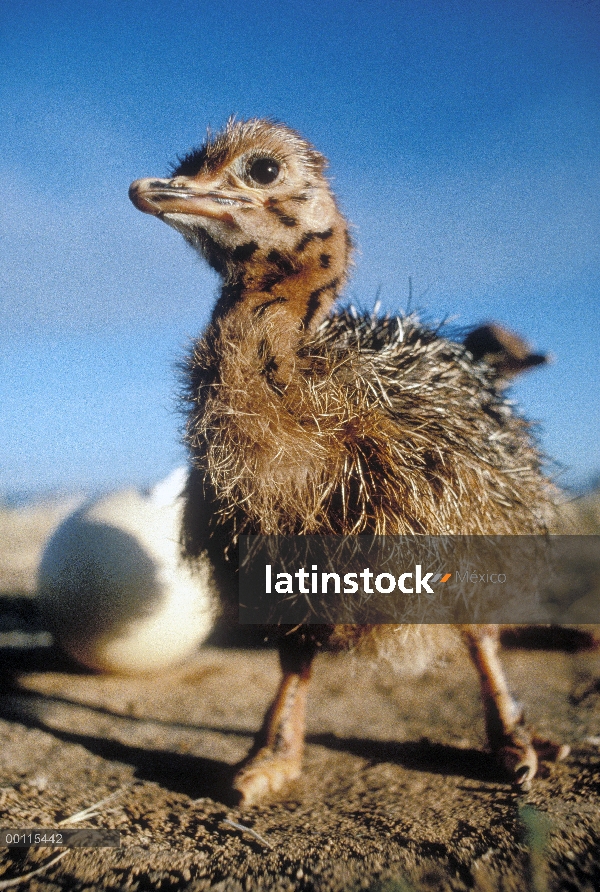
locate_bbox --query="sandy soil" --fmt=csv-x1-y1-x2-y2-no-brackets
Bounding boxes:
1,604,600,892
1,499,599,891
0,499,81,596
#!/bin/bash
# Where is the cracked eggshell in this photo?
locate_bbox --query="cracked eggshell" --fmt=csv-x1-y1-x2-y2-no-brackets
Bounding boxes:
37,468,216,674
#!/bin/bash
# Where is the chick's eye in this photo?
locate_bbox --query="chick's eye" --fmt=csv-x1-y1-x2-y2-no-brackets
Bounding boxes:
248,157,280,185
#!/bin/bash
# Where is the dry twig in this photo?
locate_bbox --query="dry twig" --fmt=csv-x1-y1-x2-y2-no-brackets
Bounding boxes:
58,789,125,826
221,817,273,849
0,851,68,890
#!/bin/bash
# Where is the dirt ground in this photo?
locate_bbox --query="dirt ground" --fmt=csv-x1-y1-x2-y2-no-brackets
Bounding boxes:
1,501,600,891
0,600,599,892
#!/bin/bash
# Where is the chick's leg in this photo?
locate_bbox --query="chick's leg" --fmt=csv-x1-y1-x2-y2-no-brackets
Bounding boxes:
233,636,316,805
463,625,569,791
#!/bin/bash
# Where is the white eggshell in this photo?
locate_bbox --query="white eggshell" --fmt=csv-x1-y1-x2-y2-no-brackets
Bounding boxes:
37,468,215,674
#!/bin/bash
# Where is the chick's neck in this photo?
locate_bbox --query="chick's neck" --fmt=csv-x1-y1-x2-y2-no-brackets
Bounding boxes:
210,220,350,345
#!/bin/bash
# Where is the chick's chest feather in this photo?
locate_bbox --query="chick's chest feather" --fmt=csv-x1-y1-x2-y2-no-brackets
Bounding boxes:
183,307,554,542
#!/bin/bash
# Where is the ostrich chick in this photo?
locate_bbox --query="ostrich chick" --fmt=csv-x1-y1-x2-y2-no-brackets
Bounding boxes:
130,119,567,805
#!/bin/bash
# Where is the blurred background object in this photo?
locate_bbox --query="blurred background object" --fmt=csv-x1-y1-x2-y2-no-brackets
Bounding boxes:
36,467,216,674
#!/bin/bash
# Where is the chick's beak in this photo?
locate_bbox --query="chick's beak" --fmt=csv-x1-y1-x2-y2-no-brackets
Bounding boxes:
128,176,254,223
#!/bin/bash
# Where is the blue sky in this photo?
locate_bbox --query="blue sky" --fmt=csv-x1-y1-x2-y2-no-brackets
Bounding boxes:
1,0,599,496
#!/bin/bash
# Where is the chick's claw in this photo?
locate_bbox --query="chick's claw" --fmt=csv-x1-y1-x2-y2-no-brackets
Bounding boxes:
233,748,302,806
495,727,570,792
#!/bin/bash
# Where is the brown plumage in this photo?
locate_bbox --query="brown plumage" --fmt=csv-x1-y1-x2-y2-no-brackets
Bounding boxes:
130,118,567,805
464,322,550,384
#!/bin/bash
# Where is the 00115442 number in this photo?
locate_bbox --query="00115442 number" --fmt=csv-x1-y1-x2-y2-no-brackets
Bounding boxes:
0,829,120,847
